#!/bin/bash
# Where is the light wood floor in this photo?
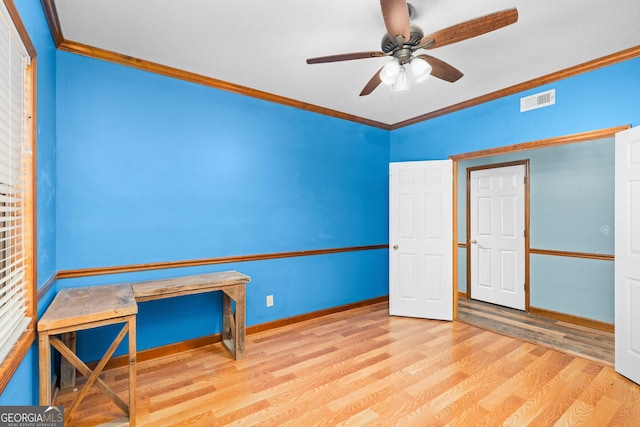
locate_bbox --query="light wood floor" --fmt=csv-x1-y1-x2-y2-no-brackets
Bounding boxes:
56,302,640,426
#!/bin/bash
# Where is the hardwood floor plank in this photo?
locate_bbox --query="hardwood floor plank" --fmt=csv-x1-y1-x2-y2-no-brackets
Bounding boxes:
610,382,640,425
471,394,527,426
54,301,638,426
528,359,602,426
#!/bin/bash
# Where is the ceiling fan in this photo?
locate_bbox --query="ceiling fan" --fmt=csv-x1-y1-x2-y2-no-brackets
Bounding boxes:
306,0,518,96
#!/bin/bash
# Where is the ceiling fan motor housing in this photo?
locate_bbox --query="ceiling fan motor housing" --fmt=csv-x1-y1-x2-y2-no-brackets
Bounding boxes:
381,23,424,53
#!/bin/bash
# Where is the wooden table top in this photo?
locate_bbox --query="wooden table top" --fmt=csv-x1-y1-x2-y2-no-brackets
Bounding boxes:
132,270,250,301
38,283,137,332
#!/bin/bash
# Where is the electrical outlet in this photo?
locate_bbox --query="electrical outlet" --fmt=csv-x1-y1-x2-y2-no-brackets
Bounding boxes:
266,295,274,307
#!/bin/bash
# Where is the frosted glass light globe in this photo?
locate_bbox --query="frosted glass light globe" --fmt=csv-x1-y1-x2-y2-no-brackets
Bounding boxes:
409,57,432,83
380,59,401,85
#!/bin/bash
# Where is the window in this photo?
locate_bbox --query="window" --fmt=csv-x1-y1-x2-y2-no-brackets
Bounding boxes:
0,0,35,392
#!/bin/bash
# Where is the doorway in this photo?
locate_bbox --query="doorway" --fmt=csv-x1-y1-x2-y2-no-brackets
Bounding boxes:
466,161,529,311
451,126,625,324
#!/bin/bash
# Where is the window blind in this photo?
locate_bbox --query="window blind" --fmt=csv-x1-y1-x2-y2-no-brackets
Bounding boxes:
0,1,31,364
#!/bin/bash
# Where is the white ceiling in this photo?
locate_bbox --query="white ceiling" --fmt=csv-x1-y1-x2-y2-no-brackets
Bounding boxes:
51,0,640,126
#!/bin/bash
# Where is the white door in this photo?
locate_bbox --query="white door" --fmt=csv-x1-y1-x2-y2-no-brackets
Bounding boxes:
615,126,640,385
389,160,453,320
469,164,526,310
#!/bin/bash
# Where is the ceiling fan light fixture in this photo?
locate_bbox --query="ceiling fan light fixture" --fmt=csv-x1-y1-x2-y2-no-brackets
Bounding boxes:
380,58,401,85
307,6,519,97
409,57,432,83
391,66,410,92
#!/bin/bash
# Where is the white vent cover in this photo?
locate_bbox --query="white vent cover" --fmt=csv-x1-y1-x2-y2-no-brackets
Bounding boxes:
520,89,555,112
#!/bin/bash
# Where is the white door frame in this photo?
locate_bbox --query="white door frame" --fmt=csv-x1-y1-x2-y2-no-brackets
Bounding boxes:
464,160,530,310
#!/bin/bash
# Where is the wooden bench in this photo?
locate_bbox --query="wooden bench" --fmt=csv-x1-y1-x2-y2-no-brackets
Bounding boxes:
38,271,250,425
38,283,137,426
131,270,251,360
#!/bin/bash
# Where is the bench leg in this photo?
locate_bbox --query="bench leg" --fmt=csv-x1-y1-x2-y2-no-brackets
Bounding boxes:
60,332,77,389
235,289,246,358
222,288,246,359
38,332,52,405
222,292,235,358
128,315,137,426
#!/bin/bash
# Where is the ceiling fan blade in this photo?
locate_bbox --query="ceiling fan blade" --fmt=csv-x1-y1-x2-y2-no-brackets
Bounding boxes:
421,8,518,49
359,68,384,96
380,0,410,45
416,54,463,83
306,51,386,64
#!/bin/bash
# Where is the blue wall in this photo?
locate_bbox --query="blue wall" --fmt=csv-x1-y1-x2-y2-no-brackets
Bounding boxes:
54,52,390,361
29,6,57,288
391,58,640,161
56,53,389,266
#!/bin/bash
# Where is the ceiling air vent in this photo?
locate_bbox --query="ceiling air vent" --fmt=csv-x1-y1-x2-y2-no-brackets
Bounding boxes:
520,89,555,112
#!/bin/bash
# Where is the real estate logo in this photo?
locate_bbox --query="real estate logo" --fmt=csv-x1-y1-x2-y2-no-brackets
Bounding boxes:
0,406,63,427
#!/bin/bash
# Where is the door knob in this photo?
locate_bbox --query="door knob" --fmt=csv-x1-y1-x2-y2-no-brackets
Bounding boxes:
470,239,477,244
392,244,399,250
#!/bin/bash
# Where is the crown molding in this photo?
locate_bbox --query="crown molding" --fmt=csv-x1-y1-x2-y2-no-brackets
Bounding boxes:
56,39,392,130
39,1,640,130
391,45,640,129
